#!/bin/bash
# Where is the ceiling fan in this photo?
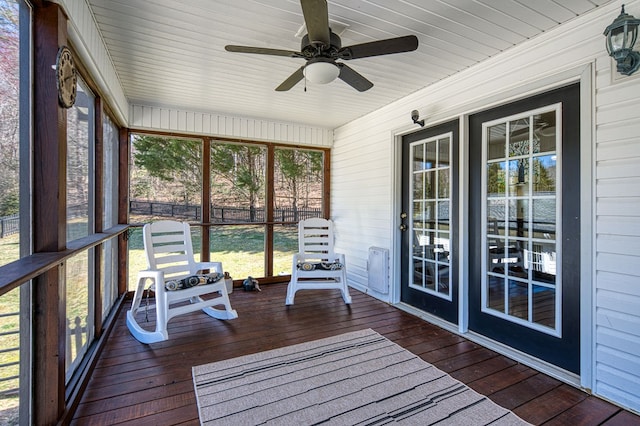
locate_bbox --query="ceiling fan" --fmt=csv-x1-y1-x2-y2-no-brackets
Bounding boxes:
225,0,419,92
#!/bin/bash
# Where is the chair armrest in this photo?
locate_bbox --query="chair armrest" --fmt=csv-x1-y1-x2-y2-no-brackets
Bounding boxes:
137,269,163,281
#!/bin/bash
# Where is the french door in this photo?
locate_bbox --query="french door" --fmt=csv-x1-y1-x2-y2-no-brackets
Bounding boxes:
468,83,581,374
400,119,459,324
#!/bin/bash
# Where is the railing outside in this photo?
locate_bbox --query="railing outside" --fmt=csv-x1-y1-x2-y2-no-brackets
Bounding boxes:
129,200,322,223
0,215,19,238
0,311,19,398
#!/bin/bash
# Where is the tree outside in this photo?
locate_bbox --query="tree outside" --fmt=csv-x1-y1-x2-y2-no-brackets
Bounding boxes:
128,135,325,281
0,1,20,424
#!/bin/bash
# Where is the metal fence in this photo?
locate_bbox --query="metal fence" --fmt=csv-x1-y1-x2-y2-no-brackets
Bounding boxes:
0,311,19,397
130,200,321,223
0,214,19,238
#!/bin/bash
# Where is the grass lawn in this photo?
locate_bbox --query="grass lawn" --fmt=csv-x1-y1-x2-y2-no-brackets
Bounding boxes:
0,233,20,424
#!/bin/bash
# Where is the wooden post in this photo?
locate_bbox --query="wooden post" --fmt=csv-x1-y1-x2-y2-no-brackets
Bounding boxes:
265,144,275,277
32,3,68,424
201,138,211,262
117,127,129,295
322,148,331,219
94,98,104,338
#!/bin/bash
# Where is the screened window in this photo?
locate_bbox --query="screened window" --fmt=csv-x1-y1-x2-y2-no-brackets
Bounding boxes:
66,78,95,242
128,135,327,286
65,77,96,381
101,112,119,320
0,2,28,423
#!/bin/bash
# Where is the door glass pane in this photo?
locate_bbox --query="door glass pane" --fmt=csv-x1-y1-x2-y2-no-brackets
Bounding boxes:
437,201,449,231
533,199,556,240
438,169,449,198
508,199,529,238
509,159,529,197
413,173,423,200
487,161,506,196
533,285,556,328
509,118,530,156
487,200,505,236
482,106,560,333
438,138,450,167
409,134,452,299
425,141,436,169
412,201,423,230
413,144,425,170
424,170,435,199
530,242,557,285
487,275,505,312
488,238,506,274
534,111,556,153
533,155,556,194
508,279,528,320
487,123,506,161
507,239,527,278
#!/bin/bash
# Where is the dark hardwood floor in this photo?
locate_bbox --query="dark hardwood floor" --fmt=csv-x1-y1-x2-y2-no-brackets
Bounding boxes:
71,283,640,425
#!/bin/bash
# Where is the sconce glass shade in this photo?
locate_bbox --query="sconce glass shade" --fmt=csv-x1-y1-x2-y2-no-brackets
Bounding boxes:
303,59,340,84
604,5,640,75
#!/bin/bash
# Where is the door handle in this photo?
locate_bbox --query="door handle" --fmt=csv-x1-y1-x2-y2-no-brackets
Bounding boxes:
400,224,407,231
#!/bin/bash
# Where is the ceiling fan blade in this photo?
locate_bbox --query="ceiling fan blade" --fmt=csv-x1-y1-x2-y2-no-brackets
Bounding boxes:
225,45,302,58
301,0,330,47
337,63,373,92
275,67,305,91
338,35,419,60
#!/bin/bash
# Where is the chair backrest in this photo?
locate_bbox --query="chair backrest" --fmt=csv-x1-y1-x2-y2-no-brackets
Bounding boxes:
143,220,197,280
298,218,336,260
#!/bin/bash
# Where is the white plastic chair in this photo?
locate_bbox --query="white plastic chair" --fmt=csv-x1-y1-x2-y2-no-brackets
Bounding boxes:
126,220,238,344
286,218,352,305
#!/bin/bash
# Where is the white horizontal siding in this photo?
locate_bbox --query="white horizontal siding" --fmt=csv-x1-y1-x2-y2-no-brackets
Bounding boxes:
594,1,640,409
129,104,333,147
333,0,640,413
58,0,129,125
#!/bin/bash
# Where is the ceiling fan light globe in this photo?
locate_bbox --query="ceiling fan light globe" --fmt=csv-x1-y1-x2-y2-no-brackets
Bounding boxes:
304,61,340,84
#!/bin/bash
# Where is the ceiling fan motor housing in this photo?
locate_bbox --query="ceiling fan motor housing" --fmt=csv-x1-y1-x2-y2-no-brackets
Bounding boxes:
301,30,342,58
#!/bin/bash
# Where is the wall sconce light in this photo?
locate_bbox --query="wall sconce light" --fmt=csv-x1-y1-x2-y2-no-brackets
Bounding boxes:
411,110,424,127
604,4,640,76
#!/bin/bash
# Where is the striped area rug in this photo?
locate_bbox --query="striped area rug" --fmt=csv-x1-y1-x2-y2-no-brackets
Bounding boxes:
192,328,530,425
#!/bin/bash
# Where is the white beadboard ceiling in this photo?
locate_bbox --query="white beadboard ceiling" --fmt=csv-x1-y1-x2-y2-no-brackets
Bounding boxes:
86,0,612,129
